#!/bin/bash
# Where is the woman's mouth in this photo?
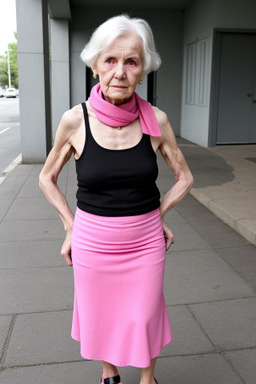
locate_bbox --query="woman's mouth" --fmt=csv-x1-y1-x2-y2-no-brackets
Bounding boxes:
111,85,127,89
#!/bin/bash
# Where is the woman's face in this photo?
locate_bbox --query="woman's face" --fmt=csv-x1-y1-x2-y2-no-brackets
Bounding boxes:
92,32,144,105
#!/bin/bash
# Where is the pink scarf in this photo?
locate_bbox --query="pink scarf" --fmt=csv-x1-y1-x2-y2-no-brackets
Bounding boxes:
89,83,161,137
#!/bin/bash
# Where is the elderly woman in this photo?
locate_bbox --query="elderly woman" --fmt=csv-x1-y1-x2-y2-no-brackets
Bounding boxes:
39,14,193,384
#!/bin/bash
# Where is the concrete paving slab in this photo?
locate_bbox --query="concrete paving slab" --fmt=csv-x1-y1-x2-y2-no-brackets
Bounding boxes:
0,198,12,221
175,195,220,222
15,165,41,180
180,145,235,189
207,198,256,245
164,221,211,252
188,214,235,234
175,196,252,252
0,316,13,360
14,164,67,198
4,197,60,220
160,306,215,357
0,182,25,203
0,360,100,384
155,354,243,384
230,170,256,185
3,164,33,177
65,193,77,214
237,218,256,245
2,311,81,368
190,189,256,245
207,155,256,177
164,207,189,225
158,179,176,196
16,182,46,198
209,197,256,221
216,245,256,290
66,184,77,197
0,154,21,185
66,159,77,178
225,349,256,384
210,144,256,160
0,239,65,269
0,267,73,314
164,249,254,305
189,297,256,350
0,354,245,384
181,143,256,246
190,218,249,248
157,152,176,175
191,181,256,200
0,166,32,189
0,218,64,242
188,150,256,200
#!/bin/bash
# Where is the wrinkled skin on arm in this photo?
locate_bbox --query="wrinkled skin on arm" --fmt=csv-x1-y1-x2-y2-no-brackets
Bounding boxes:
39,106,83,266
152,108,194,250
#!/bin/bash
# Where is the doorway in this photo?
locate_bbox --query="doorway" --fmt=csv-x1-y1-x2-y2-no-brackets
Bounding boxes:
212,31,256,144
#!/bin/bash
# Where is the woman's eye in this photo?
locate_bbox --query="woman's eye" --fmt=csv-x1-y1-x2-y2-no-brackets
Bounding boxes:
106,58,114,64
127,59,136,65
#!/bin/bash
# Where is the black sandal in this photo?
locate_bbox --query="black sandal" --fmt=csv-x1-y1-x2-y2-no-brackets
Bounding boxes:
101,373,123,384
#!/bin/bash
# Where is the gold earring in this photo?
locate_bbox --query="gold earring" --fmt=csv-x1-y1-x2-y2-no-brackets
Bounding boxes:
93,73,98,79
139,80,143,85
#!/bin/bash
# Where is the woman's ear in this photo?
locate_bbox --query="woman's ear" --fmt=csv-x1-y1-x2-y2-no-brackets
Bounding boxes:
91,66,98,79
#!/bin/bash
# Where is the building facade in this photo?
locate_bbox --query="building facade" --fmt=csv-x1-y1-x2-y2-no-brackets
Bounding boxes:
16,0,256,162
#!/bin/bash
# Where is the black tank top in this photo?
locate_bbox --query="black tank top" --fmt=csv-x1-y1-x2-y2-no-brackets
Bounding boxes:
75,102,160,216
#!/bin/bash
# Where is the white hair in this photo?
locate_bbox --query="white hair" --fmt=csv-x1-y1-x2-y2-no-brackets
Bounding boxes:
80,14,161,76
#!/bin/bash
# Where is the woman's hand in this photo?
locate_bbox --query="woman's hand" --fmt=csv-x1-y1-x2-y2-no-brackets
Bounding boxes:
162,220,174,251
61,229,73,266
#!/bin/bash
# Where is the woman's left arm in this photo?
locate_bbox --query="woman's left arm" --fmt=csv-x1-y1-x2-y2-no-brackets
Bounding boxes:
154,108,194,248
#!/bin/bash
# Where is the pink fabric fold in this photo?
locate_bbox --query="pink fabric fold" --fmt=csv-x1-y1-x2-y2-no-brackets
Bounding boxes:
89,83,161,137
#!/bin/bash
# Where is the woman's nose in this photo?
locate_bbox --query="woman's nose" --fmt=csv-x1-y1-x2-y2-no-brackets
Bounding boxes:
115,62,126,79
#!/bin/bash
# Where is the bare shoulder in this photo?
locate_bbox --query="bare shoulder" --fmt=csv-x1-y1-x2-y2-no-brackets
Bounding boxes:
60,104,83,132
54,104,83,146
152,106,169,129
152,106,177,151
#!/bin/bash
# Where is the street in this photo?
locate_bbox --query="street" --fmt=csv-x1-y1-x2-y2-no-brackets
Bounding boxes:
0,97,21,174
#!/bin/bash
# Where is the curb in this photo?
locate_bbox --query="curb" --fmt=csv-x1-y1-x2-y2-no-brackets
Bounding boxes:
0,154,22,185
190,188,256,246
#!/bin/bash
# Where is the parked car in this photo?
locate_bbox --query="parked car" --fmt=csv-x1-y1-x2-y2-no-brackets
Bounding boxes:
0,88,4,97
5,88,17,98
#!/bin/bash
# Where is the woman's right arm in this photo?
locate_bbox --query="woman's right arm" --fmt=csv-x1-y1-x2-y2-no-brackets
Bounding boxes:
39,110,77,266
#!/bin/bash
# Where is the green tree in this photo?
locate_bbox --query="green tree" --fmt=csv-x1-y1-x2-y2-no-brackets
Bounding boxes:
0,32,19,89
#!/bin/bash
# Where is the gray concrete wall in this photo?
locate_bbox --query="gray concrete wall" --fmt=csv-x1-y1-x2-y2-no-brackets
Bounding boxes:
16,0,51,163
69,6,184,136
50,19,70,142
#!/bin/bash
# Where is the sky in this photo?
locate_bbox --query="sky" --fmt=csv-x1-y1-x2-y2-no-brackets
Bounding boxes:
0,0,17,55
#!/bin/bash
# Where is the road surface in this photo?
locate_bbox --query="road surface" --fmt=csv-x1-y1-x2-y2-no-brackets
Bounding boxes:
0,97,21,174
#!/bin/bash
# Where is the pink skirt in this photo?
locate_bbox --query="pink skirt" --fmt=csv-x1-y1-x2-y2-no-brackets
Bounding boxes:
71,207,172,368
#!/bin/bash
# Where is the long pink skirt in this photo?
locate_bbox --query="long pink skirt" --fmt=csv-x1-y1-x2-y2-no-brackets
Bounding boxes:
71,207,172,368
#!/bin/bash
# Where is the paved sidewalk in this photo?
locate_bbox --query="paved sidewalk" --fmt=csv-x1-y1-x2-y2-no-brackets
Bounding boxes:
0,141,255,384
180,141,256,246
